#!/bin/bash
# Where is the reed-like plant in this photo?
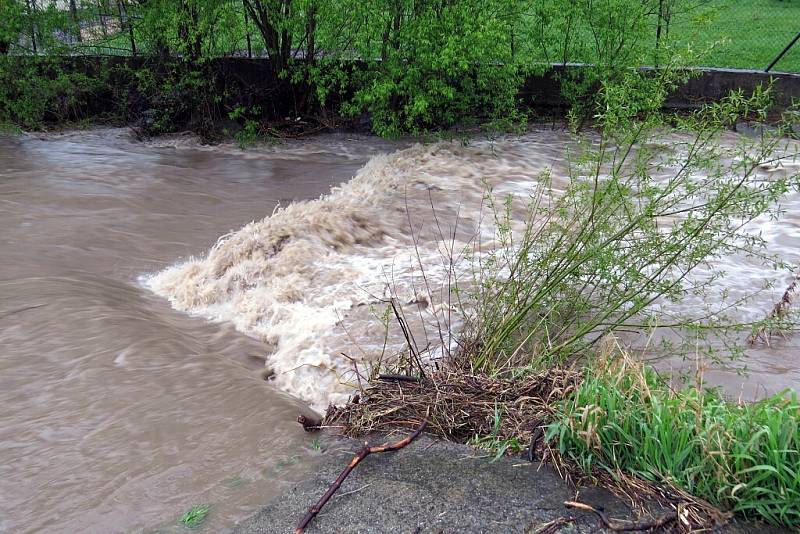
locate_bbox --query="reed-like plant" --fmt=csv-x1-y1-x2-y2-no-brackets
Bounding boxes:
549,348,800,527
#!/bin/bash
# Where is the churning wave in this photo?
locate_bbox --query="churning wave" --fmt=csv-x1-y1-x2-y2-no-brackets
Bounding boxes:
143,136,569,410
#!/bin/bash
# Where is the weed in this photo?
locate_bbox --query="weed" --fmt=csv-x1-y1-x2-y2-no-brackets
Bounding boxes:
468,404,528,461
179,504,210,529
549,347,800,527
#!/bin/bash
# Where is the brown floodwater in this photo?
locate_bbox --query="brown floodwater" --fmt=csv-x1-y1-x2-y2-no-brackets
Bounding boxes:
2,127,799,534
0,129,392,533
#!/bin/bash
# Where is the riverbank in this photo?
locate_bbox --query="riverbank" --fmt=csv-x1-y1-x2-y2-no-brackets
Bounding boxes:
137,94,800,530
234,434,791,533
3,56,800,140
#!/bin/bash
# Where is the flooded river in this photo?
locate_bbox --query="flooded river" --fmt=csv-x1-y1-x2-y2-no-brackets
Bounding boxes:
0,129,391,533
1,127,798,533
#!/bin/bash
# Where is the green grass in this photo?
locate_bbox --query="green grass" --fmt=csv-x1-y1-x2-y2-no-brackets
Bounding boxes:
667,0,800,72
179,505,210,529
549,355,800,528
468,404,528,461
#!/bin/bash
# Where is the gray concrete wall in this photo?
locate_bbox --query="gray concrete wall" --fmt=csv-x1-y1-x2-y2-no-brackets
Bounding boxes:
666,68,800,109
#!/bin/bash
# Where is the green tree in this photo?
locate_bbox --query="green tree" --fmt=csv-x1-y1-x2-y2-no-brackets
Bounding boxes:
0,0,24,54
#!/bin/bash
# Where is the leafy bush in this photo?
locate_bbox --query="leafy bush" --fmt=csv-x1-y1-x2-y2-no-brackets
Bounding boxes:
0,58,107,128
462,75,797,373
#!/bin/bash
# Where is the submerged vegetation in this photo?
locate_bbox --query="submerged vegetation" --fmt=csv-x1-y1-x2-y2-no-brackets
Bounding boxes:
179,504,210,529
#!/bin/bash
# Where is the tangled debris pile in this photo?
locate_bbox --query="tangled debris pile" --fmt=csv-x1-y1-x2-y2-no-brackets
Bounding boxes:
326,368,580,445
320,362,732,533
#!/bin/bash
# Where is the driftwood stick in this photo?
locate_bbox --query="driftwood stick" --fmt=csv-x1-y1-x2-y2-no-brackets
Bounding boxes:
297,414,323,432
294,419,428,534
377,374,421,383
564,501,677,532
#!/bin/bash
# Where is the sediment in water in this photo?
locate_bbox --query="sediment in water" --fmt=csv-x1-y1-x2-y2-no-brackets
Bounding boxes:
145,130,800,410
144,135,573,410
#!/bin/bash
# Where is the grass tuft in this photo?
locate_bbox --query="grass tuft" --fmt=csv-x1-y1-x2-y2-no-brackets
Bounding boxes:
549,350,800,527
179,504,210,529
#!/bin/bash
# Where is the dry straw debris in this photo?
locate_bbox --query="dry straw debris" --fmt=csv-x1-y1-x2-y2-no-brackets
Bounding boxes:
325,367,581,444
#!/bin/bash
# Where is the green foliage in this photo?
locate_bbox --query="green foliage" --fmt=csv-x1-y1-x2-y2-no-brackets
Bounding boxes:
1,0,797,134
335,0,529,136
228,104,261,148
0,57,108,128
179,504,210,529
467,403,527,461
549,352,800,527
462,76,798,374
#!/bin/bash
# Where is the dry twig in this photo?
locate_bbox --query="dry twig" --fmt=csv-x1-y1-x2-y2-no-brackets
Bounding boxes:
748,271,799,345
565,500,677,532
529,516,576,534
294,418,429,534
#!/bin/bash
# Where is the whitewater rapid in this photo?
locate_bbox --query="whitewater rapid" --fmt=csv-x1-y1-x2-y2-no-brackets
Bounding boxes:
143,135,572,410
144,130,800,410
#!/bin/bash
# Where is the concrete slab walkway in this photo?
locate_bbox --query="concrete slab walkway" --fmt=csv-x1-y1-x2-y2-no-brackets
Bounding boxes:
233,435,786,534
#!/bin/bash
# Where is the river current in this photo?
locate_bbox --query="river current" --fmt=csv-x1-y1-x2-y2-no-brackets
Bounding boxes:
1,127,798,533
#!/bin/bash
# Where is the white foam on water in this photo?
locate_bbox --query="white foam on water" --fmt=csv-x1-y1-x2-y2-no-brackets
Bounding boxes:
143,136,570,410
144,130,800,409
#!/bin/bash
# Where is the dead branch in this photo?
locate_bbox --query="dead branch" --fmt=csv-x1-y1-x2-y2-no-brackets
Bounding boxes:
377,374,421,383
748,271,799,345
297,414,322,432
294,418,428,534
389,298,427,378
564,501,677,532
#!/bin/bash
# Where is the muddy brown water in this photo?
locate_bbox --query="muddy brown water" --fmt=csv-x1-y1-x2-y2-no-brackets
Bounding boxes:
0,129,393,534
2,128,799,534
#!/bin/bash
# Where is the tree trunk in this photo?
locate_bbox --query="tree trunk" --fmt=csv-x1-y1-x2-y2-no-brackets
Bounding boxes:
242,0,252,58
242,0,293,77
117,0,136,55
178,0,202,61
25,0,37,54
69,0,83,42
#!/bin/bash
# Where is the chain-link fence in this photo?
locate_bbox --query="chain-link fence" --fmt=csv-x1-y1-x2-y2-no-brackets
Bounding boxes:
653,0,800,72
6,0,262,58
4,0,800,72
